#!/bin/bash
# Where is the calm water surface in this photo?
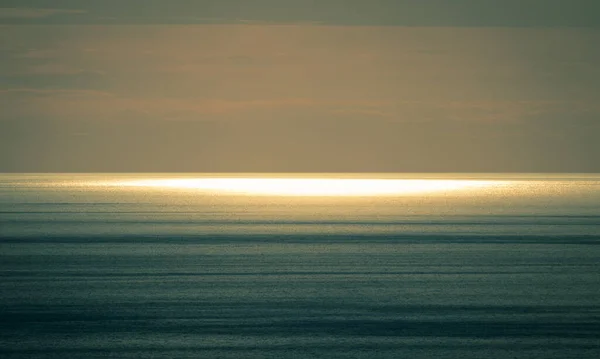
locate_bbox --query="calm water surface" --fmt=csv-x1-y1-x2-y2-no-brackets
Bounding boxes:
1,174,599,358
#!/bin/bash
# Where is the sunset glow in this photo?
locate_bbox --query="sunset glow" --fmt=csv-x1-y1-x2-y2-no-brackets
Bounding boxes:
113,178,503,196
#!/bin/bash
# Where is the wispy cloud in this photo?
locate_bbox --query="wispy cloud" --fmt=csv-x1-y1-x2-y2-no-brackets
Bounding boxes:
3,86,598,127
234,20,324,26
0,8,86,19
1,0,598,26
0,88,112,96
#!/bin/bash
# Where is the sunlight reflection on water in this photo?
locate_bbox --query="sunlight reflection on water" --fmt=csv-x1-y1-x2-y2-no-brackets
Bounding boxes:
1,173,598,238
107,177,507,196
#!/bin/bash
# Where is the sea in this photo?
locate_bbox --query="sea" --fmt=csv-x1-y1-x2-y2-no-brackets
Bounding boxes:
1,173,599,358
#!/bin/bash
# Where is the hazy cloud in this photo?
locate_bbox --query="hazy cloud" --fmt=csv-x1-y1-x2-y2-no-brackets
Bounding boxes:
0,0,599,26
0,7,85,19
1,23,598,172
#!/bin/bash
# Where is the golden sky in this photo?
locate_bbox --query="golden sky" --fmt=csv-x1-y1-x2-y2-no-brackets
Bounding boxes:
1,1,599,172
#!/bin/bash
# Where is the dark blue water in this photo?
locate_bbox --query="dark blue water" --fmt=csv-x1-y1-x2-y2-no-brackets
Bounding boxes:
1,174,599,358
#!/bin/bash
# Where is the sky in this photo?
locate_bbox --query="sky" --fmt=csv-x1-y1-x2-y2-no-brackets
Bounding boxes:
1,0,599,172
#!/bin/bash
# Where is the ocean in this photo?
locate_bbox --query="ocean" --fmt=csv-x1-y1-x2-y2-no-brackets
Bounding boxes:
1,173,599,358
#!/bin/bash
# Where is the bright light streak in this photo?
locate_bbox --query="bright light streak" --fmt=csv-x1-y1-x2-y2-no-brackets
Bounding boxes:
112,178,503,196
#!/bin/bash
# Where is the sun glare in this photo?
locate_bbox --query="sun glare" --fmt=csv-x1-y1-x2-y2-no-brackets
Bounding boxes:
112,178,502,196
